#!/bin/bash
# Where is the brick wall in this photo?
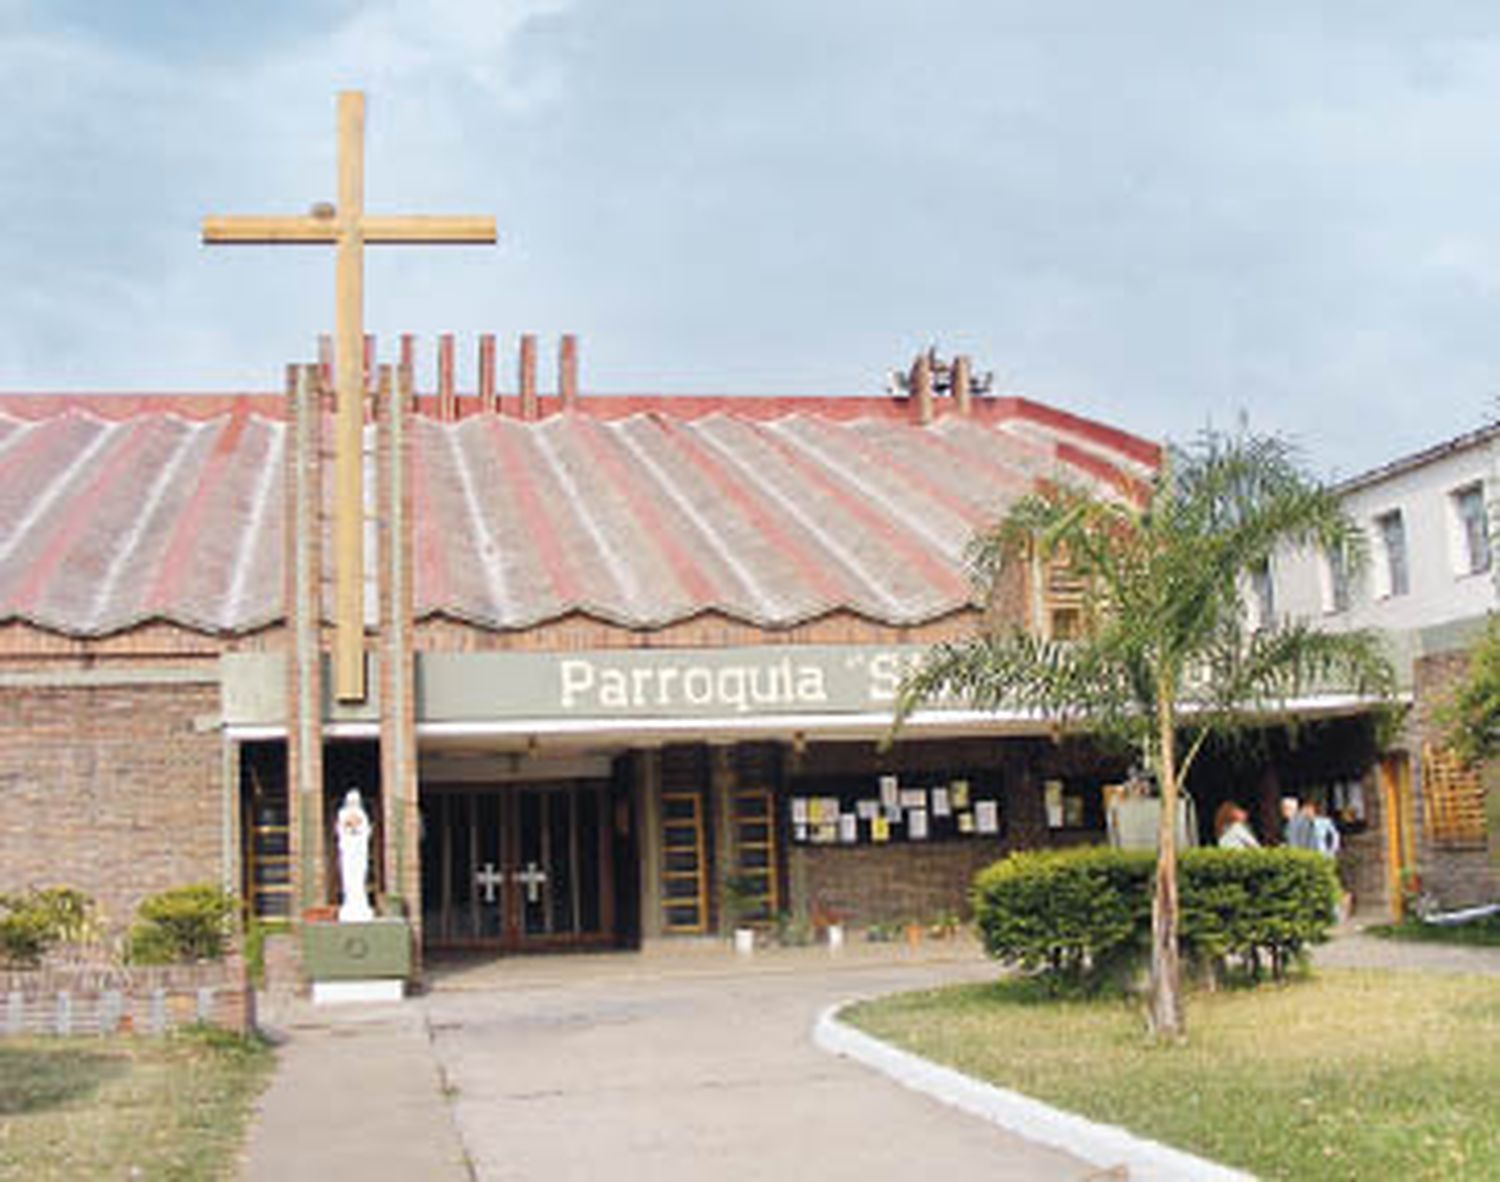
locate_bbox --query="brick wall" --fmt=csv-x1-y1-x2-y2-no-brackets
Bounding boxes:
788,839,1011,926
1411,650,1496,907
0,681,227,937
0,957,253,1036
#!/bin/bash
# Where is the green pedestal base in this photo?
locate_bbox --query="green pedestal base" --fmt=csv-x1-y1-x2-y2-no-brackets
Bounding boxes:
301,919,413,982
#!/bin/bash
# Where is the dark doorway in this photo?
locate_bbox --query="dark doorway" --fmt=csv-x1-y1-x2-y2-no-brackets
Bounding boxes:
420,780,625,952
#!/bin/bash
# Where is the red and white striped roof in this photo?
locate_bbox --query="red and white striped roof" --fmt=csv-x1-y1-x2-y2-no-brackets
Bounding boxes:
0,395,1157,637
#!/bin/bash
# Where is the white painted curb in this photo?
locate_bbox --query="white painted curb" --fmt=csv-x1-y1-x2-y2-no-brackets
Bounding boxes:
814,1002,1256,1182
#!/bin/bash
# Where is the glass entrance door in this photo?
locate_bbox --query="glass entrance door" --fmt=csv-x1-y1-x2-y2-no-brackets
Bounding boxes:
422,781,614,951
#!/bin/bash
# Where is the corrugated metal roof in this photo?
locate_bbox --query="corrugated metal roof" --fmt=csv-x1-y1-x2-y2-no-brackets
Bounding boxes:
0,397,1157,637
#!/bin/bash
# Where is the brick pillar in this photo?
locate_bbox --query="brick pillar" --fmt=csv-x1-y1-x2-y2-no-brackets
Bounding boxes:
636,750,663,940
363,334,378,419
285,363,327,912
911,350,934,426
558,334,578,410
399,335,417,410
379,363,422,946
437,334,456,421
710,746,735,934
478,333,497,413
953,354,972,417
518,333,538,420
316,335,334,393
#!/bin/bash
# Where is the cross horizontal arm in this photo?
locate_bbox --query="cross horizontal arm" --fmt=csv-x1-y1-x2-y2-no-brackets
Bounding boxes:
363,215,497,244
202,214,497,245
202,215,338,244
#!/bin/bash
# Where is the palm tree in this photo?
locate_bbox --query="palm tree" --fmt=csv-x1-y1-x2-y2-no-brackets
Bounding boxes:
894,428,1394,1038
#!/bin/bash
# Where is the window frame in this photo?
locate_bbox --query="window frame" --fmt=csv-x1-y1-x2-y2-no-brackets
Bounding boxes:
1373,508,1410,599
1248,557,1276,630
1449,481,1491,577
1321,544,1352,614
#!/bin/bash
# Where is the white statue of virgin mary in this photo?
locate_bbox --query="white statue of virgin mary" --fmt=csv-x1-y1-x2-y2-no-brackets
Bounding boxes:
336,789,374,922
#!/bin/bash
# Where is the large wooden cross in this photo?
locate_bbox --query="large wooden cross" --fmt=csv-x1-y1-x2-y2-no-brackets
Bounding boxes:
203,90,495,702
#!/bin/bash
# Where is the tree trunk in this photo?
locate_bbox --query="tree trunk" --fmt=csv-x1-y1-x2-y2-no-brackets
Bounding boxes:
1148,689,1184,1039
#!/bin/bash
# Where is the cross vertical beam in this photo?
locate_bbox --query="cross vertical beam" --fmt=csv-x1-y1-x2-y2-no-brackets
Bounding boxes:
334,91,366,701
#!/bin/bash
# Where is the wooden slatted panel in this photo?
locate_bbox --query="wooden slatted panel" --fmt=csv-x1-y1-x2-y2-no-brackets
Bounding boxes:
1421,743,1487,847
244,755,293,919
661,791,708,933
732,788,779,923
1044,552,1087,640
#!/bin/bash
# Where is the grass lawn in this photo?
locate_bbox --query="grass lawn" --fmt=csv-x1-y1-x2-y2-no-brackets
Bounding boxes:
1367,914,1500,948
0,1028,273,1181
846,970,1500,1181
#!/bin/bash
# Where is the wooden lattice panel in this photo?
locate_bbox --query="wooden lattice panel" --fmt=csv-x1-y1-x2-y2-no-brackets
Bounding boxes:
1421,743,1487,848
661,790,709,934
1043,552,1088,640
732,788,780,924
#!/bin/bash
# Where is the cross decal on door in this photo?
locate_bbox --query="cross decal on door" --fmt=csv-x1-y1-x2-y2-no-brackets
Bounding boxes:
475,863,505,905
513,862,549,904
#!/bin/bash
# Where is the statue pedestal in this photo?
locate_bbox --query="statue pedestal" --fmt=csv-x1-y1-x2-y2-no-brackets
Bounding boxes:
312,978,404,1004
301,918,412,1005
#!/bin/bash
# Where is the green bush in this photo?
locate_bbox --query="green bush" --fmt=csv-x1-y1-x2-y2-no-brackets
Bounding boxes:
970,849,1152,992
1178,848,1339,979
127,884,238,965
972,847,1338,993
0,887,97,968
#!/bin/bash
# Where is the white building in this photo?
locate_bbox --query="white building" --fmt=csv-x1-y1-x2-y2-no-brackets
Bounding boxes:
1271,422,1497,910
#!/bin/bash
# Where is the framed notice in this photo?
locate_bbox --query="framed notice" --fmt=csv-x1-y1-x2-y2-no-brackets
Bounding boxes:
791,798,809,825
908,809,929,840
871,815,891,843
950,779,971,809
879,775,899,807
899,788,927,810
856,799,879,821
839,813,858,844
957,811,975,834
976,800,999,834
932,787,951,817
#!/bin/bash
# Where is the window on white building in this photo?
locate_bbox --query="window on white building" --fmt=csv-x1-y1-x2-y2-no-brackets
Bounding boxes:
1322,545,1352,614
1451,483,1491,575
1249,559,1275,629
1374,509,1409,598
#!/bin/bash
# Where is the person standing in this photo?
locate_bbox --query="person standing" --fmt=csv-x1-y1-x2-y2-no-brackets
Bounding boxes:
1280,795,1301,845
1312,802,1341,858
1286,799,1318,851
1215,802,1261,849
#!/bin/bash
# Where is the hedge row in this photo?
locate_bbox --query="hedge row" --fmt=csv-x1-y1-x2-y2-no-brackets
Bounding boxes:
972,847,1339,991
1,884,237,969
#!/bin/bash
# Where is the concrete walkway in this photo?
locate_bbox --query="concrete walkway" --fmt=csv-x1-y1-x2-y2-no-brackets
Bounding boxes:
241,999,471,1181
1311,926,1500,975
238,927,1500,1180
424,946,1089,1182
240,941,1093,1181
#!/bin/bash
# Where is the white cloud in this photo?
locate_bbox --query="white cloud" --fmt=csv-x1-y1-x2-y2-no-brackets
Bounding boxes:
0,0,572,389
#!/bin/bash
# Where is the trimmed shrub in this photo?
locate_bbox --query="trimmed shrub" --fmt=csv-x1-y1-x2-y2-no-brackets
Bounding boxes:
127,884,238,965
971,849,1152,992
1179,848,1339,979
972,847,1339,992
0,887,97,968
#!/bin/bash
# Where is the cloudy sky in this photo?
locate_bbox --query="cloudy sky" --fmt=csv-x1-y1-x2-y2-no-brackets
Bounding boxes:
1,1,1496,475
